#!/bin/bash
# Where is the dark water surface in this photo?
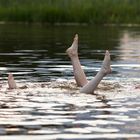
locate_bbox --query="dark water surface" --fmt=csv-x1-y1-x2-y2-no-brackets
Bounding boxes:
0,24,140,139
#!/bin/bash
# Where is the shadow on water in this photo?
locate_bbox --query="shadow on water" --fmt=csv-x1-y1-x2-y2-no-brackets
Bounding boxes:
0,24,121,82
0,24,140,139
0,24,140,82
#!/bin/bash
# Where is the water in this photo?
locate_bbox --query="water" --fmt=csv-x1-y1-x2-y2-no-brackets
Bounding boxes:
0,24,140,140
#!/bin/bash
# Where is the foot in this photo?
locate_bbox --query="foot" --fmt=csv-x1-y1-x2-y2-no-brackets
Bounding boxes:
8,73,17,89
101,50,111,75
66,34,78,58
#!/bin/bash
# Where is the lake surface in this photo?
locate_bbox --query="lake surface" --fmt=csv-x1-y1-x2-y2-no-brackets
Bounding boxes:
0,24,140,140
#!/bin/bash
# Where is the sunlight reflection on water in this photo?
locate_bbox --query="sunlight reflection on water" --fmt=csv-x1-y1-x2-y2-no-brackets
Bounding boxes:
0,24,140,139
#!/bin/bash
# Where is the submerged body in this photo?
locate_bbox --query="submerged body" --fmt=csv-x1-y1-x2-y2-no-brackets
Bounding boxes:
66,34,111,94
2,34,111,94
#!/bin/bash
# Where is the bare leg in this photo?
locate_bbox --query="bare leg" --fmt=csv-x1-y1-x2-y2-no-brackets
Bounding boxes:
0,79,2,88
80,50,111,94
8,73,17,89
66,34,88,87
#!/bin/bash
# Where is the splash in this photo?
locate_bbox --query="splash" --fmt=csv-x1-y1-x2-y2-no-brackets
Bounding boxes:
1,79,140,100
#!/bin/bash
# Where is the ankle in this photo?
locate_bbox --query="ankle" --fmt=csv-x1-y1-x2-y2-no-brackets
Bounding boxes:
66,48,78,57
100,66,111,75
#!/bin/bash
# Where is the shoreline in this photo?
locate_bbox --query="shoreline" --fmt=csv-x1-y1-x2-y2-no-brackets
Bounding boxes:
0,21,140,27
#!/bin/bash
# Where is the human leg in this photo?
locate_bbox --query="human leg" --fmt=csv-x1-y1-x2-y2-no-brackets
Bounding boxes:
66,34,88,87
80,50,111,94
8,73,17,89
